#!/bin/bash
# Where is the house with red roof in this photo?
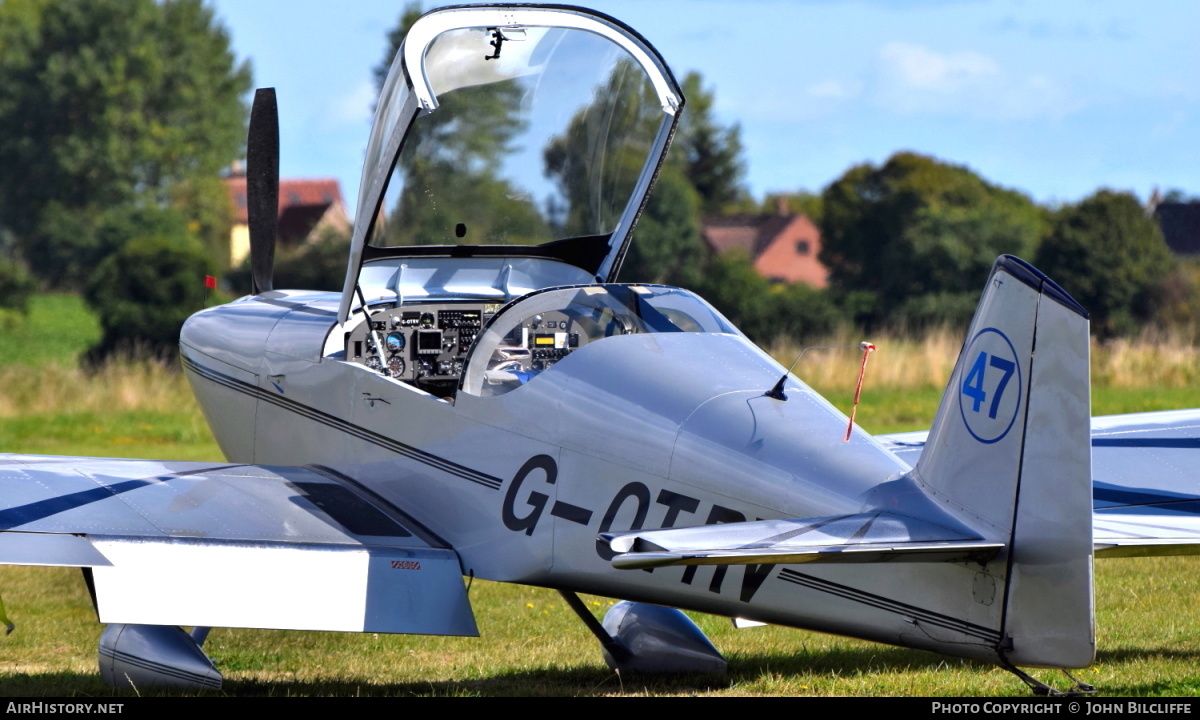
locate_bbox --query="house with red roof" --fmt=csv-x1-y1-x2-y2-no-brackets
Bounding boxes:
700,200,828,287
223,169,351,268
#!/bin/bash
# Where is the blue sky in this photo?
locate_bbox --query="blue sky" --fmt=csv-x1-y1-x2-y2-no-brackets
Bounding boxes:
210,0,1200,218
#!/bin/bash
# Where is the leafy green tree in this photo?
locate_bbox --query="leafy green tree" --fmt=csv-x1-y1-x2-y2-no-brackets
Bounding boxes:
820,152,1044,326
671,72,747,215
23,202,104,287
684,251,842,344
1162,188,1200,203
619,166,705,285
544,59,663,239
1147,260,1200,333
227,226,351,294
84,206,214,360
273,228,351,291
0,0,250,286
1035,190,1174,337
768,279,845,342
0,257,35,322
888,291,980,331
384,79,547,247
760,191,824,224
171,175,234,273
685,250,772,334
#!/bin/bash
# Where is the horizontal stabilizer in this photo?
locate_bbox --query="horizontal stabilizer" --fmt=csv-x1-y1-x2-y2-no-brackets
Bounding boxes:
601,511,1002,570
882,409,1200,560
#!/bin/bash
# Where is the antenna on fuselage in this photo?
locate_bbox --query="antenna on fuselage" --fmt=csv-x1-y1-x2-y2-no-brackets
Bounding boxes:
764,342,876,402
247,88,280,295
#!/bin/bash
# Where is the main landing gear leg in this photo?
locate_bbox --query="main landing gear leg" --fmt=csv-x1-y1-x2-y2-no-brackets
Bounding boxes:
558,590,727,674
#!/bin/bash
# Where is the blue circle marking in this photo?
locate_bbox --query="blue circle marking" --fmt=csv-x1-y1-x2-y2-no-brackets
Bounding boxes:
957,327,1022,444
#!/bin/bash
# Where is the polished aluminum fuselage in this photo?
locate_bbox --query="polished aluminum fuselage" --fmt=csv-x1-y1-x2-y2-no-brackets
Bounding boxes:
180,287,1010,665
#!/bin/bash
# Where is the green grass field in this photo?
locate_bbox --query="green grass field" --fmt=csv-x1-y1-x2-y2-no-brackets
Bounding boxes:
3,558,1200,697
2,295,1199,696
0,294,101,368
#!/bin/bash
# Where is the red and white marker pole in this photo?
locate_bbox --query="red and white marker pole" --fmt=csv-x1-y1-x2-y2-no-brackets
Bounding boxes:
844,341,877,442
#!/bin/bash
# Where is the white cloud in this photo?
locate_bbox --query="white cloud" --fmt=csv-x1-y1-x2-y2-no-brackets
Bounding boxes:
878,42,999,93
872,42,1082,121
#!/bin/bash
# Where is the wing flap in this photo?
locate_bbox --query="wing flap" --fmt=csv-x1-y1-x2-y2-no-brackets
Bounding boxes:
90,537,476,635
601,511,1002,569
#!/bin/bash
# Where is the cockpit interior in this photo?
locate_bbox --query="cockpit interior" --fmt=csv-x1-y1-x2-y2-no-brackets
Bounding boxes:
342,284,737,399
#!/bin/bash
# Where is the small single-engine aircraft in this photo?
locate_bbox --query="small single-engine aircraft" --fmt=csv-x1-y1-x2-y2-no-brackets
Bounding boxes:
3,4,1199,696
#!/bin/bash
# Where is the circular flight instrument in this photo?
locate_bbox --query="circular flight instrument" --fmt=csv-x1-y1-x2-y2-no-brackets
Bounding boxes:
385,332,405,353
389,356,406,376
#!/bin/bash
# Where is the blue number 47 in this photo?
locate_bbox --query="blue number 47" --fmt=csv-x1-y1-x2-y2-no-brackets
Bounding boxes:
962,351,1015,418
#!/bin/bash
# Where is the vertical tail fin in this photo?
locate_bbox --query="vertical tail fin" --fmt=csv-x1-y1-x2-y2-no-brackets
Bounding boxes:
914,255,1093,668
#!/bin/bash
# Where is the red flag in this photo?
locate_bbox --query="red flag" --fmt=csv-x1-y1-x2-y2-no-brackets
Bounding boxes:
204,275,217,290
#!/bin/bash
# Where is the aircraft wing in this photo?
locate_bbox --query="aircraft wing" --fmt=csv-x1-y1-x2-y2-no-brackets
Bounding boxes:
600,511,1003,569
878,409,1200,558
0,455,477,636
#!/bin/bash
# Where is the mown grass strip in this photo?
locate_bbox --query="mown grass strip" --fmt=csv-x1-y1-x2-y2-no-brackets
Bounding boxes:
2,558,1199,696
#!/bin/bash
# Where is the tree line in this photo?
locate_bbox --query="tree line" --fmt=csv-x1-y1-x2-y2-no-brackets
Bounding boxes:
0,0,248,359
0,1,1193,362
623,112,1188,343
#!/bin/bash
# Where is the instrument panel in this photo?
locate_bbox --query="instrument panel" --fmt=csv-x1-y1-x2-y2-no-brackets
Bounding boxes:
346,302,498,395
348,302,599,396
509,311,582,369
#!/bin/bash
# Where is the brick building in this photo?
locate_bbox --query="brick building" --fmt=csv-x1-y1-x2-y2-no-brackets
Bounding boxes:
700,200,828,287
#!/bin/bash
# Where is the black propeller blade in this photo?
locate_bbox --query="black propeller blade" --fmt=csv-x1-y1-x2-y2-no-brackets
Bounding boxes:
247,88,279,295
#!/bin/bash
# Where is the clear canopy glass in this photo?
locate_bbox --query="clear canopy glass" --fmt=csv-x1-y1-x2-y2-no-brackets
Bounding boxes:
367,25,668,248
339,6,683,324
